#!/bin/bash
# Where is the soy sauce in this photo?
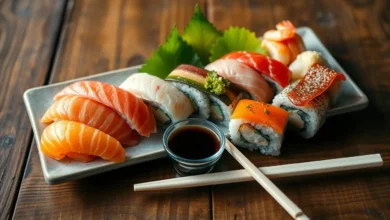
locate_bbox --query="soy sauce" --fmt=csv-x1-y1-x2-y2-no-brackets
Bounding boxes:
168,126,220,160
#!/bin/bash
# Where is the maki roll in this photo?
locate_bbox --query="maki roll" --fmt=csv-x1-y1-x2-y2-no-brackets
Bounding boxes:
120,73,194,125
229,100,288,156
202,69,249,126
272,82,330,139
208,84,249,125
165,65,211,119
273,64,346,138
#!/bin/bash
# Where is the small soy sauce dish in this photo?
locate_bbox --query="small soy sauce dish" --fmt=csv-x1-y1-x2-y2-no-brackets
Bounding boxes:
163,118,225,176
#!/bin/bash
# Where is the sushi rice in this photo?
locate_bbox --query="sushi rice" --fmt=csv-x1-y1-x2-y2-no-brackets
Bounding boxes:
209,92,249,126
272,81,330,139
171,82,211,119
229,120,284,156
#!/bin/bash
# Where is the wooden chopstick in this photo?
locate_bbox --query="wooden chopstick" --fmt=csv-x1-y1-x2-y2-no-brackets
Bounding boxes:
224,139,308,219
134,154,382,190
134,153,383,218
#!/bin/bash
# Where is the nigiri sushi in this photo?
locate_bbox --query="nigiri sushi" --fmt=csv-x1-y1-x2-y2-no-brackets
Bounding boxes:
54,81,156,137
229,100,288,156
66,153,95,163
120,73,194,125
41,96,139,146
40,120,125,162
289,51,328,81
221,51,292,94
262,20,305,66
205,59,273,103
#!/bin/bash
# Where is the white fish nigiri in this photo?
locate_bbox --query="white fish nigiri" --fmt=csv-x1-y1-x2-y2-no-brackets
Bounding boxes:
205,59,273,103
120,73,194,124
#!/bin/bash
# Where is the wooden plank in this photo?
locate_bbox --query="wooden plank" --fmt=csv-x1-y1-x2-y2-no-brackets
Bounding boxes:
208,0,390,219
0,0,67,219
13,0,211,219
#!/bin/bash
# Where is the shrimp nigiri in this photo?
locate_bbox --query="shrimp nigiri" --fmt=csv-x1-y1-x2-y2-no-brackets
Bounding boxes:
262,20,305,66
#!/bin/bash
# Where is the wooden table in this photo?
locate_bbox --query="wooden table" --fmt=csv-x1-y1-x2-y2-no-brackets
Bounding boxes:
1,0,389,219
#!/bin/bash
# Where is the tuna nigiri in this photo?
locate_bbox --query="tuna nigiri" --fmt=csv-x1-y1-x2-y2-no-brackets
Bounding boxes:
221,51,292,93
54,81,156,137
41,96,139,146
205,59,273,103
40,120,125,162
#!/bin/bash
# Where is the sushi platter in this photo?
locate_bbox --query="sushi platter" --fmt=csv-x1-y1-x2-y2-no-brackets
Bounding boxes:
24,26,368,184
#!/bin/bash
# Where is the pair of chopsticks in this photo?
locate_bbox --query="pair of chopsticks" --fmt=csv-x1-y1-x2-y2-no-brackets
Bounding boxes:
224,139,309,219
135,139,383,219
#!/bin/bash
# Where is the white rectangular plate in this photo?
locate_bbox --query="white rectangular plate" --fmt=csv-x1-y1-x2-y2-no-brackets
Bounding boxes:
24,27,368,184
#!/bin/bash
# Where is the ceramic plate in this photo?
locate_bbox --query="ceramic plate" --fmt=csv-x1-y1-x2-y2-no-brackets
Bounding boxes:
24,27,368,184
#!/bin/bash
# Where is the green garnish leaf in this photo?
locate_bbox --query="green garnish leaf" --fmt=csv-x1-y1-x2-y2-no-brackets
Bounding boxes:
205,71,230,95
182,4,222,65
139,26,203,79
209,27,267,62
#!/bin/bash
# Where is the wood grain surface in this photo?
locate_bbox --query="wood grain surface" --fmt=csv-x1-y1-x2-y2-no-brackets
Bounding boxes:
0,0,67,219
13,0,211,219
3,0,390,219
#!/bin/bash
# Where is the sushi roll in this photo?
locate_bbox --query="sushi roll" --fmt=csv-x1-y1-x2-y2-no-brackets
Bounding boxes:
120,73,194,125
273,64,346,138
229,100,288,156
205,59,273,103
208,85,249,125
221,51,292,94
272,82,330,139
165,65,211,119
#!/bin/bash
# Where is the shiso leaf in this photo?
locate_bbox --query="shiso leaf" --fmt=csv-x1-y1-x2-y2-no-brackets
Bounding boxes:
139,26,203,79
209,27,267,62
182,4,222,65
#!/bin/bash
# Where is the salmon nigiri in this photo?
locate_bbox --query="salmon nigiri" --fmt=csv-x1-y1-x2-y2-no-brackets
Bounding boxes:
40,120,125,162
66,153,96,163
54,81,156,137
41,96,139,146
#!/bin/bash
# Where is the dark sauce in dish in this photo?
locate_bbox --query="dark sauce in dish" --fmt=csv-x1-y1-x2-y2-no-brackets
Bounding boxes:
168,125,220,160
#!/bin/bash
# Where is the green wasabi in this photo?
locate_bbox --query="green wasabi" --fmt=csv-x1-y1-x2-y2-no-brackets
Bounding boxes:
204,71,230,95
